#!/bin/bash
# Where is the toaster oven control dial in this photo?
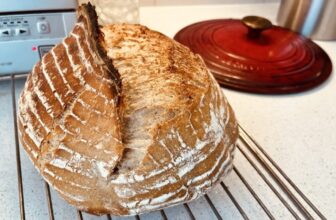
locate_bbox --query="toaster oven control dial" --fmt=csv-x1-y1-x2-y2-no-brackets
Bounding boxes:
36,20,50,34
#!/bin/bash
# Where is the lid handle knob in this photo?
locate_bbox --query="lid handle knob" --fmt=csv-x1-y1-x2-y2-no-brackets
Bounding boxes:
242,16,272,39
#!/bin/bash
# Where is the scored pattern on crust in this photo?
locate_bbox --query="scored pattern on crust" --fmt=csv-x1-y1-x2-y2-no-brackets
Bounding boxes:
108,76,237,214
18,4,123,208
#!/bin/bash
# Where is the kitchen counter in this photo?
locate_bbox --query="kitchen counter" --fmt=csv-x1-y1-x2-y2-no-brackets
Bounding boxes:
141,2,336,218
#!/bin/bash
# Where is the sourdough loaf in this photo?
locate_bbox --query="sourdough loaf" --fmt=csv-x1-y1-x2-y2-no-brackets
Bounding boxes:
18,4,238,216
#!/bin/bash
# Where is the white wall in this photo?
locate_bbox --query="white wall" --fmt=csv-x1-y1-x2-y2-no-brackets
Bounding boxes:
140,0,279,6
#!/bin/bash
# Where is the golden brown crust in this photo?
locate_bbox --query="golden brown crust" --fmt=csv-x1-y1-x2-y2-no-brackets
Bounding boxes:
18,4,238,216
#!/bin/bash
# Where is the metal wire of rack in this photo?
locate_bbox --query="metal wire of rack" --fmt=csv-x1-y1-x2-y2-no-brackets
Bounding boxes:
0,73,327,220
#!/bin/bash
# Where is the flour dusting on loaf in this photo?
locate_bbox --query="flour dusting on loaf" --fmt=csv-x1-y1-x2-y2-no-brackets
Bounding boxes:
17,4,238,216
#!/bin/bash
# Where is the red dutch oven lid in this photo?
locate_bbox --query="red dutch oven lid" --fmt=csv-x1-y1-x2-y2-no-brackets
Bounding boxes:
174,16,332,94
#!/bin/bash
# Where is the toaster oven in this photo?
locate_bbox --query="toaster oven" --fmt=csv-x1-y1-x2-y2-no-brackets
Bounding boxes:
0,0,77,75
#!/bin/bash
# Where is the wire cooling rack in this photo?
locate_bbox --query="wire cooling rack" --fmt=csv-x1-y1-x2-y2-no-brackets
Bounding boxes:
0,73,327,220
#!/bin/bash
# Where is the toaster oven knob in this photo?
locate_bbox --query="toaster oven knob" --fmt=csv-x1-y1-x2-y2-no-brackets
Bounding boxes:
37,21,50,34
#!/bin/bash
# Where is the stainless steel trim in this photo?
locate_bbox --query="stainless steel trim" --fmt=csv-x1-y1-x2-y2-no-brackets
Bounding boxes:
277,0,336,40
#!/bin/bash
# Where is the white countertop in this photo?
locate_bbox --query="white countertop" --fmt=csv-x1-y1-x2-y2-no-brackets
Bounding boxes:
140,2,336,219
